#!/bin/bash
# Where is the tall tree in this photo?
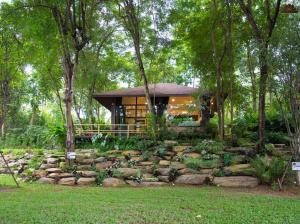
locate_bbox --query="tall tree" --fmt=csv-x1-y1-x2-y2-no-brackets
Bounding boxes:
117,0,154,114
236,0,282,150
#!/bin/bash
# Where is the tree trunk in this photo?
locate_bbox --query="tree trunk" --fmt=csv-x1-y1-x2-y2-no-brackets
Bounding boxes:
246,43,257,112
63,58,75,157
258,47,268,150
134,41,154,115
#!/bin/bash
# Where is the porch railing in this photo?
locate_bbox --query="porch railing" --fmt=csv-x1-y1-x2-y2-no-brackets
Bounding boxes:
74,124,146,138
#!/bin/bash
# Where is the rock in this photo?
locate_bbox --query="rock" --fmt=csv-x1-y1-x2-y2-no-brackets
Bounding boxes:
225,147,254,155
231,155,247,164
48,173,61,179
130,156,142,162
122,150,141,156
173,145,190,153
106,150,122,155
158,176,169,182
164,140,178,148
164,151,175,156
175,174,208,185
40,164,57,169
159,160,170,167
213,176,259,188
77,158,94,165
58,177,76,186
94,157,106,163
79,170,97,177
18,159,28,165
170,162,186,170
37,177,55,184
183,153,201,159
140,161,153,166
224,164,255,176
59,173,74,178
77,165,92,170
126,181,168,187
77,177,96,186
103,178,126,187
155,168,171,176
116,168,139,178
47,158,58,164
95,161,112,170
46,168,62,173
32,170,47,178
178,168,200,175
199,169,214,175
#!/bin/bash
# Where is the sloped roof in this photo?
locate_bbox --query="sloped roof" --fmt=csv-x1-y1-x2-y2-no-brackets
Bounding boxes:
93,83,199,98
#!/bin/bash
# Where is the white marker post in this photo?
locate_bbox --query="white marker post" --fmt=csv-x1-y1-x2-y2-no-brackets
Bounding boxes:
292,162,300,186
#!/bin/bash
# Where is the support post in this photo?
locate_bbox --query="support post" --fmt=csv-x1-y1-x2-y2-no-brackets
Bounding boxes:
0,151,19,188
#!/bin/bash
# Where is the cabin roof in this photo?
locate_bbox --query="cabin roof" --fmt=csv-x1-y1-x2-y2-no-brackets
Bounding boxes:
93,83,200,98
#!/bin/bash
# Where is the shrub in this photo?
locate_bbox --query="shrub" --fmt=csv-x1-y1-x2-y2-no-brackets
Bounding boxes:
250,155,291,186
183,158,220,170
96,170,108,185
193,140,225,154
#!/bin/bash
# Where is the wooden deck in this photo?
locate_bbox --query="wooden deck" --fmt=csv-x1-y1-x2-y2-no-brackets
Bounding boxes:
74,124,146,138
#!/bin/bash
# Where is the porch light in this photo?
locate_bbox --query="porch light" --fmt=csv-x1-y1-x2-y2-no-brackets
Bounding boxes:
171,98,175,102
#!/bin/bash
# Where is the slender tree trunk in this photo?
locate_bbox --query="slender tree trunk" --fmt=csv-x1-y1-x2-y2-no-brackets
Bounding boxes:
246,44,257,112
258,47,268,150
55,89,66,123
134,42,154,114
63,57,75,155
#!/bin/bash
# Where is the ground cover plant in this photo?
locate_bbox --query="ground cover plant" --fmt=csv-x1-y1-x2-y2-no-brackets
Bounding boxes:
0,175,299,224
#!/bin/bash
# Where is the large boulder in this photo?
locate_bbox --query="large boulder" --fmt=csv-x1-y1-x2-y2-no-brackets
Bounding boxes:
213,176,259,188
173,145,191,153
155,168,171,176
178,168,200,175
170,162,186,170
79,170,97,177
46,168,62,173
59,173,74,178
40,164,57,169
48,173,61,179
183,153,201,159
95,161,112,170
122,150,141,156
126,180,168,187
47,158,58,164
58,177,76,186
175,174,208,185
142,173,159,182
159,160,170,167
32,170,47,179
37,177,55,184
224,164,255,176
77,177,96,186
116,168,139,178
158,176,169,183
103,178,126,187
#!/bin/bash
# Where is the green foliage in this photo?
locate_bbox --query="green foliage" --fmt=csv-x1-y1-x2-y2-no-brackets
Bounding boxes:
183,158,220,170
193,140,225,154
250,155,291,185
0,125,63,149
232,111,291,145
96,170,108,185
223,153,234,167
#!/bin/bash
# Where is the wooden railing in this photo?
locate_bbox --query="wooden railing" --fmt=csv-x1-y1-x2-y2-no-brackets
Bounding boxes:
74,124,146,138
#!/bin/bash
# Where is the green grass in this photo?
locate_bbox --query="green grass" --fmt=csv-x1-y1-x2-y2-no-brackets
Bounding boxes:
0,175,299,224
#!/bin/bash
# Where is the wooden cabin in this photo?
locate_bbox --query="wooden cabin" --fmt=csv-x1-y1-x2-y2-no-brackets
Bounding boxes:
75,83,217,137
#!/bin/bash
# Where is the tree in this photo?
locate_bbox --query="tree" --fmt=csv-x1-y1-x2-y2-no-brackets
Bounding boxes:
236,0,282,150
117,0,154,114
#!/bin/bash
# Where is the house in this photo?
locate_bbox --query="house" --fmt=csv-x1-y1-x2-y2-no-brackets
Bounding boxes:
77,83,217,137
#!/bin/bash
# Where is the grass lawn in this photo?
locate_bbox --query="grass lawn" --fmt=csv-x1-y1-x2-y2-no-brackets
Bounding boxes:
0,175,299,224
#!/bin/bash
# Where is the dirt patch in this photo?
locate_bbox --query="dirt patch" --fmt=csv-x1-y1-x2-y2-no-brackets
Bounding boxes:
222,185,300,198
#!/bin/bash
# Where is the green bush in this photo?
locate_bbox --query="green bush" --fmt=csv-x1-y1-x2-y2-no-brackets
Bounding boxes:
250,155,291,185
183,158,220,170
193,140,225,154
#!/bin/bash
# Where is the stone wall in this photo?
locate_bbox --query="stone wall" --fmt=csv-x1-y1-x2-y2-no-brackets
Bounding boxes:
2,141,283,188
